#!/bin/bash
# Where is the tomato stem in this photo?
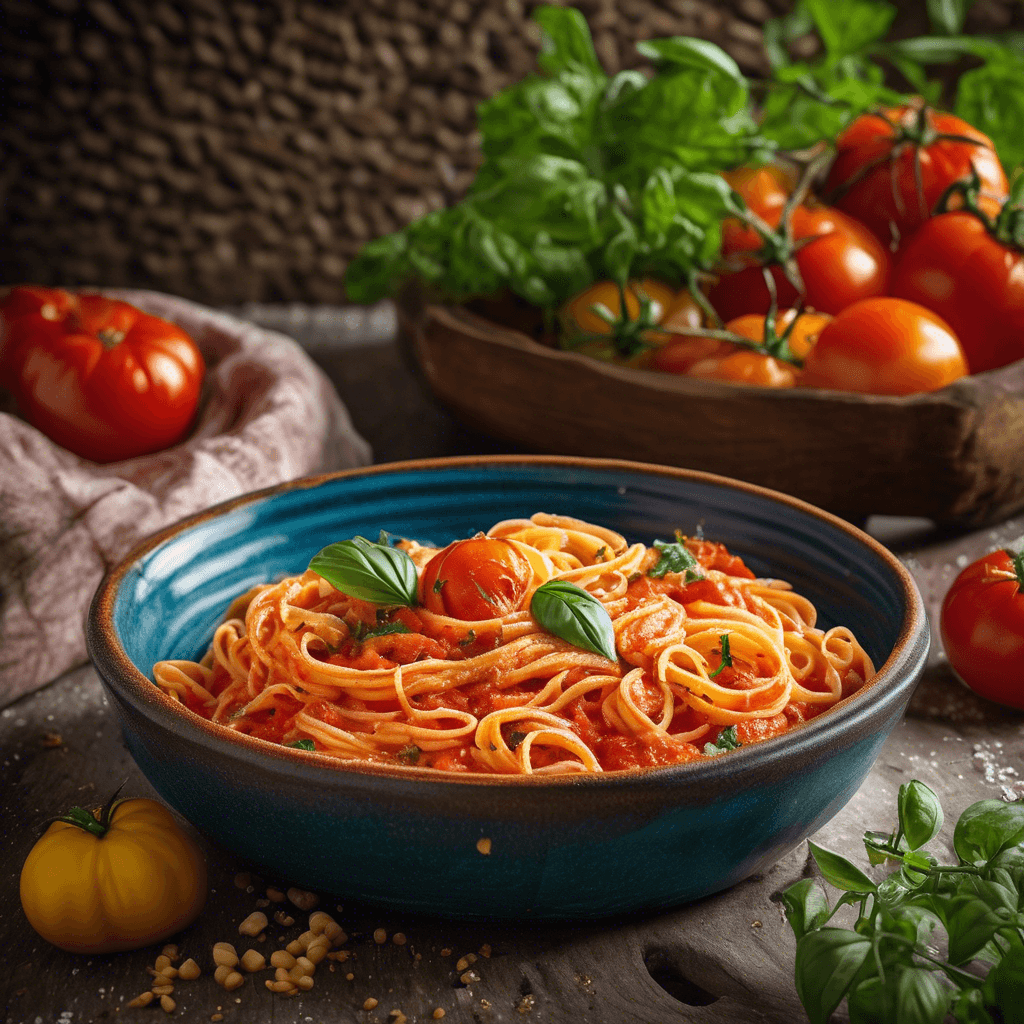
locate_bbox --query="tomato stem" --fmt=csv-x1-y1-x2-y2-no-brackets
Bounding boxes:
51,779,128,838
937,164,1024,255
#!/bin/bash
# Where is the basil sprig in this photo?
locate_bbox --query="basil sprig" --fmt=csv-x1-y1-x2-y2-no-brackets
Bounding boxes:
783,780,1024,1024
309,536,417,606
286,739,316,751
648,537,705,582
707,634,732,679
530,580,617,661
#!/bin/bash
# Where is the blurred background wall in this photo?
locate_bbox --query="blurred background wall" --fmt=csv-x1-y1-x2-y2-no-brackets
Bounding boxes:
2,0,1022,306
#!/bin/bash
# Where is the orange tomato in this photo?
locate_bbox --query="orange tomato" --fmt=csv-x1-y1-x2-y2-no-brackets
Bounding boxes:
722,164,794,219
420,537,533,620
799,297,968,395
727,309,833,361
561,279,676,337
688,349,799,387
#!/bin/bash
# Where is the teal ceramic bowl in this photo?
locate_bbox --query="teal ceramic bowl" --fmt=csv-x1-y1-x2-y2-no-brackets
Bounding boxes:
87,456,928,920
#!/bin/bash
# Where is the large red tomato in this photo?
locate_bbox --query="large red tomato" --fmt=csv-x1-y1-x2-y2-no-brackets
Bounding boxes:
0,287,205,463
891,210,1024,374
940,549,1024,709
799,297,967,395
824,104,1008,248
708,204,890,321
420,537,533,621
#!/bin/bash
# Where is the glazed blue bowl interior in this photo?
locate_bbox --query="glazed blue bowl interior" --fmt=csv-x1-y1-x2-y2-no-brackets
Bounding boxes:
90,458,928,920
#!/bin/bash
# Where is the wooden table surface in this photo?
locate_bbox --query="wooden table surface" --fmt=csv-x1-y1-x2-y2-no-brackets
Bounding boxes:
3,304,1023,1024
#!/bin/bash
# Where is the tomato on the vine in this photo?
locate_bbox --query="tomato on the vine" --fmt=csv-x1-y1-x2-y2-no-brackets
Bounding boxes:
653,309,830,386
799,297,967,395
560,279,676,338
940,549,1024,709
722,164,793,219
0,287,205,463
708,204,890,321
420,537,533,620
824,104,1008,248
892,210,1024,374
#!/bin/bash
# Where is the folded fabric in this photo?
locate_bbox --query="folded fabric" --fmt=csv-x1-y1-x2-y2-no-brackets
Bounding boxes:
0,289,372,706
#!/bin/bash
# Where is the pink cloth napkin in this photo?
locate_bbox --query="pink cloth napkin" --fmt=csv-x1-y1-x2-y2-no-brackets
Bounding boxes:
0,289,372,706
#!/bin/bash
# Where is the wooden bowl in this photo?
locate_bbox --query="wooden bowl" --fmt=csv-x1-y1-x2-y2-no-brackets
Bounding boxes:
398,296,1024,528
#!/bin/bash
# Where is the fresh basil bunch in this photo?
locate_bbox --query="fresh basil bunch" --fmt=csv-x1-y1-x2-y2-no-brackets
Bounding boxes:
782,780,1024,1024
345,1,1024,312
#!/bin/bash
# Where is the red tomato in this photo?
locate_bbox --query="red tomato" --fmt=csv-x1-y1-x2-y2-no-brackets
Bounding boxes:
687,349,798,387
420,537,533,621
940,549,1024,709
799,297,968,396
891,211,1024,374
0,287,205,463
652,336,730,375
825,104,1008,248
708,204,890,321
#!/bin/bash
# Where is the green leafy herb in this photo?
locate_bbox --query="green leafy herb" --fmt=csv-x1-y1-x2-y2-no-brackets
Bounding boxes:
396,745,421,764
433,578,445,594
707,634,733,680
458,629,477,648
309,536,418,607
783,780,1024,1024
703,724,741,756
286,739,316,751
648,538,704,582
594,546,607,561
473,580,495,605
530,580,617,661
507,730,527,751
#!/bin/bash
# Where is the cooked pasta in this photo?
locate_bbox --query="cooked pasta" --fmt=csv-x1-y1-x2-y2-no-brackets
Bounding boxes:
153,513,874,774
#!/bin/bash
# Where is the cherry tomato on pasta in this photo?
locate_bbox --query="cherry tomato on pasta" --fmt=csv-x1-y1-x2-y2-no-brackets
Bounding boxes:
420,537,533,620
891,211,1024,374
824,104,1008,248
708,204,890,321
0,286,205,463
799,297,967,396
940,549,1024,709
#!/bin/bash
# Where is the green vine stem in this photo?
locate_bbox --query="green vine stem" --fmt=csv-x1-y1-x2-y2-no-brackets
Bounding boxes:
48,780,128,838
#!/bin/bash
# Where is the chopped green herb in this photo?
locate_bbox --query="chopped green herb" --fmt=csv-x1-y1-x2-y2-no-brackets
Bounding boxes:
595,546,607,561
286,739,316,751
433,578,445,594
473,580,495,605
703,725,741,756
363,622,412,640
396,745,421,764
508,731,527,751
648,539,704,582
458,629,477,648
708,634,733,679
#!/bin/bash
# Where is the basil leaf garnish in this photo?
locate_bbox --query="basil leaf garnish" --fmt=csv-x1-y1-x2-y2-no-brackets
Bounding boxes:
286,739,316,751
530,580,616,661
703,725,740,756
648,539,705,582
396,745,421,764
362,621,411,641
707,633,732,679
309,536,417,606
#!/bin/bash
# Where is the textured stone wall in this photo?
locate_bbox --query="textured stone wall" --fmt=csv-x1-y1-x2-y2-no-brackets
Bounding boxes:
1,0,1020,305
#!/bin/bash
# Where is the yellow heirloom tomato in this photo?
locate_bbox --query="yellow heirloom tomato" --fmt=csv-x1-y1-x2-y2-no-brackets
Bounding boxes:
20,795,207,954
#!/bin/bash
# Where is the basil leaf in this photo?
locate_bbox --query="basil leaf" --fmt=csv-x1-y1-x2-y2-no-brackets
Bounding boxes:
927,0,970,36
809,842,878,894
286,739,316,751
707,634,733,680
396,745,421,764
895,966,952,1024
943,895,1005,966
899,780,944,851
954,800,1024,865
794,928,872,1024
309,537,418,607
530,580,616,661
648,539,704,581
362,622,412,640
780,878,831,941
703,724,741,756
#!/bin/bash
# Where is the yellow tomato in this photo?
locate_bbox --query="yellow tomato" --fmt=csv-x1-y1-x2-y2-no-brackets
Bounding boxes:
20,797,207,954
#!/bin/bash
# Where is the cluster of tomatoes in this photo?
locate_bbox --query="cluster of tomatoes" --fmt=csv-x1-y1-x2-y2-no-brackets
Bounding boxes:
0,285,205,463
561,104,1023,396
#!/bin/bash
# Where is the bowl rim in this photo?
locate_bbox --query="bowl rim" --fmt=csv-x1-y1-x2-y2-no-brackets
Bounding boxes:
87,454,928,790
